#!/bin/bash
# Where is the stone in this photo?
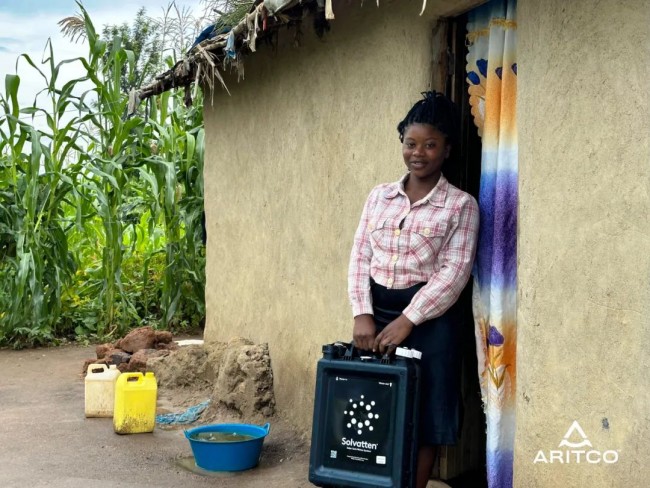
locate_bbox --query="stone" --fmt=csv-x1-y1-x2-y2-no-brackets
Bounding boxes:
107,349,132,367
154,330,173,344
117,326,157,353
155,341,179,351
95,343,113,359
126,349,170,373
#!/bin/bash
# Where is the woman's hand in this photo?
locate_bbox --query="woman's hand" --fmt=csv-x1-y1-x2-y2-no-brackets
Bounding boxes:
353,314,376,352
373,314,414,353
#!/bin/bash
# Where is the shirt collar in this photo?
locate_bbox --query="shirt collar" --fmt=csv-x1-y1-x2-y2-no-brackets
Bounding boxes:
383,173,449,207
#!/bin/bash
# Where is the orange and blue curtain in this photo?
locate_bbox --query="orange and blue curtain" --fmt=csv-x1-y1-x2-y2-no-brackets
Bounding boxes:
466,0,517,486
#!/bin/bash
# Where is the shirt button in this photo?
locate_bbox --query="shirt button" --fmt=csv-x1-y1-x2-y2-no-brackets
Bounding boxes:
424,228,431,236
391,255,398,262
387,278,394,286
394,229,401,236
367,224,374,231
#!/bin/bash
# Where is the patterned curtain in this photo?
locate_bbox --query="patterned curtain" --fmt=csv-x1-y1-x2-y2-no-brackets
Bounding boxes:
466,1,517,487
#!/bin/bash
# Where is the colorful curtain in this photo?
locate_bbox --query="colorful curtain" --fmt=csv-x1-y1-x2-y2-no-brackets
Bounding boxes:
466,1,517,487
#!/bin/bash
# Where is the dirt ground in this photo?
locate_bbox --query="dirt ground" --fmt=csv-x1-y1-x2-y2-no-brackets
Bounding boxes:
0,343,311,488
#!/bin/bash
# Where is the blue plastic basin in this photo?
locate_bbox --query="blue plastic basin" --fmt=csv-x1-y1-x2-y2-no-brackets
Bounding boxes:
184,423,270,471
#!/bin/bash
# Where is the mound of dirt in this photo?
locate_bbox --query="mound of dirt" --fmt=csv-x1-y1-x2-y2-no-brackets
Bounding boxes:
148,345,212,390
148,337,276,419
210,339,275,418
100,334,307,469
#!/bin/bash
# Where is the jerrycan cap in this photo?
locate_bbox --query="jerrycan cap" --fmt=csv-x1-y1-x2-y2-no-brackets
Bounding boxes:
395,347,413,358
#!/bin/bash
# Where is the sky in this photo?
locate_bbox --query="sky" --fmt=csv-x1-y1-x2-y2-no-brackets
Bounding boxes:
0,0,204,117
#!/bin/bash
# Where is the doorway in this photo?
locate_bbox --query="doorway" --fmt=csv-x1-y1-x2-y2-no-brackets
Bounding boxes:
434,12,487,488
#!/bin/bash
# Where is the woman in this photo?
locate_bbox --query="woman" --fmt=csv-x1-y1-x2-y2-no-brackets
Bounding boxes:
348,91,479,488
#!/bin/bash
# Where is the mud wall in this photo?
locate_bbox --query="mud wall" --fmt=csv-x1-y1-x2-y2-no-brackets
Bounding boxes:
203,0,484,433
515,0,650,486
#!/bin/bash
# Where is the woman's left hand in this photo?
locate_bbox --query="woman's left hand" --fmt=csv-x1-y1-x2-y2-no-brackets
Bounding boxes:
373,314,414,354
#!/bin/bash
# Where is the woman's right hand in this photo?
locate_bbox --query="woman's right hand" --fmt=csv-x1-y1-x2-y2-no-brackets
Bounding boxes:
353,314,376,352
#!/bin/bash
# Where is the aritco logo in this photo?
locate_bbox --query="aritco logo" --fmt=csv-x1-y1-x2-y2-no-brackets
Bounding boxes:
533,421,619,464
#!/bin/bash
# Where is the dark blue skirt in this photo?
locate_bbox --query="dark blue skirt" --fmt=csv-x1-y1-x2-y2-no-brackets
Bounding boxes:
371,280,461,446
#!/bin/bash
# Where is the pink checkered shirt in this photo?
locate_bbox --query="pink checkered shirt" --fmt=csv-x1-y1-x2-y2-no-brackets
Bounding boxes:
348,174,479,325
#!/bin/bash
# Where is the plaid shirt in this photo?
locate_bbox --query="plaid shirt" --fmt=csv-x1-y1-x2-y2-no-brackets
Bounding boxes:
348,174,479,325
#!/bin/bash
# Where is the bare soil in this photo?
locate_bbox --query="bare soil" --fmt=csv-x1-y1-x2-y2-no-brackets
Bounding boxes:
149,337,276,420
0,343,310,488
150,338,309,474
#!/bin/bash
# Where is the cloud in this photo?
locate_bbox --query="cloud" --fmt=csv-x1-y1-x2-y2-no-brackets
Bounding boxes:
0,36,18,53
0,0,202,132
0,1,203,108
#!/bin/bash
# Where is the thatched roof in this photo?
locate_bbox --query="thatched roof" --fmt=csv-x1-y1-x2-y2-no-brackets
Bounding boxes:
129,0,333,112
129,0,436,113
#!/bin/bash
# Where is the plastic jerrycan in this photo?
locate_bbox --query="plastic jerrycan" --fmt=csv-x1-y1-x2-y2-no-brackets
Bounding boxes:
113,372,158,434
85,364,121,418
309,342,421,488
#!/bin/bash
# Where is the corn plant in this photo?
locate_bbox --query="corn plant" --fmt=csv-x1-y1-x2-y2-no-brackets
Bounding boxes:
142,85,205,326
0,3,206,347
0,51,88,344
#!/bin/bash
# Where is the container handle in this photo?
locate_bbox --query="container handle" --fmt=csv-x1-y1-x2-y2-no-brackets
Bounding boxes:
87,363,108,375
343,341,358,360
262,423,270,434
380,344,397,364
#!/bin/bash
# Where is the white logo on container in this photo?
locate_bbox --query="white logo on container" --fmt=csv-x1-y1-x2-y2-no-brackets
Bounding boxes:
344,395,378,436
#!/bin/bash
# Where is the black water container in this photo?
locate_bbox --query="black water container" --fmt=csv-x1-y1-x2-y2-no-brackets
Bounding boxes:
309,342,421,487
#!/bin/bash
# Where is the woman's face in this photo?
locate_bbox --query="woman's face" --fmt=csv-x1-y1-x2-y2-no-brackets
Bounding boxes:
401,123,450,183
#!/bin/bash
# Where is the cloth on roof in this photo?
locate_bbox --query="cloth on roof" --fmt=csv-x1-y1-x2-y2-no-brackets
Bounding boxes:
265,0,300,16
224,30,236,59
245,8,260,52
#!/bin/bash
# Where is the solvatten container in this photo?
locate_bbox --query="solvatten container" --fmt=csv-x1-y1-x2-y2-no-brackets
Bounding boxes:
309,342,421,487
113,372,157,434
184,423,270,471
84,363,121,418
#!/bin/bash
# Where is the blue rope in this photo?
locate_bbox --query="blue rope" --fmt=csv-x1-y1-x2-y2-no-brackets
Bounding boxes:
155,400,210,425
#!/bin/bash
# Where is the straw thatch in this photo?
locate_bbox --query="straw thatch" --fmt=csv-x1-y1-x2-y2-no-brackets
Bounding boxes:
130,1,311,113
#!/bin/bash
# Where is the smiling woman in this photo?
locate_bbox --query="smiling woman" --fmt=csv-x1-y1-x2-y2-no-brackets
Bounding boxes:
401,124,449,198
348,91,479,488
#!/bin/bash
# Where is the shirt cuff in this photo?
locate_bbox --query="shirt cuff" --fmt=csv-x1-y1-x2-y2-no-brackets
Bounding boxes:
351,301,374,318
402,303,426,326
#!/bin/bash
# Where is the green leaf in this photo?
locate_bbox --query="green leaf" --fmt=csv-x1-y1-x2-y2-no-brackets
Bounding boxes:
5,75,20,118
87,165,119,189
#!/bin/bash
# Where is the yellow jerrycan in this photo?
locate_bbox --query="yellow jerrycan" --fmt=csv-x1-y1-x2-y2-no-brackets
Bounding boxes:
113,372,157,434
85,364,121,418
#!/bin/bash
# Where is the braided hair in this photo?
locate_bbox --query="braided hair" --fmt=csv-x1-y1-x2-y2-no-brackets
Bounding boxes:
397,91,459,146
